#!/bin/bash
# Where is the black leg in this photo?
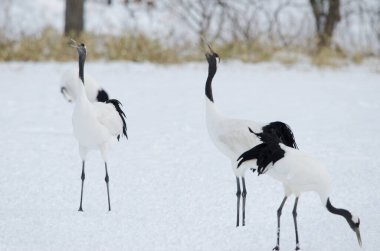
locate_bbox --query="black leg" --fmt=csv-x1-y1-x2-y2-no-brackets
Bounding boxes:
293,197,300,251
78,161,85,212
273,196,287,251
236,177,241,227
241,177,247,226
105,162,111,211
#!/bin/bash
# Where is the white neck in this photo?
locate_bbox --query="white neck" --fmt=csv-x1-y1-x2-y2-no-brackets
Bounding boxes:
73,77,91,110
206,97,222,116
76,82,87,100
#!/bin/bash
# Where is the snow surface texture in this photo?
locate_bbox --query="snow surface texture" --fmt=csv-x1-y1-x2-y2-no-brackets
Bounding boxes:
0,62,379,250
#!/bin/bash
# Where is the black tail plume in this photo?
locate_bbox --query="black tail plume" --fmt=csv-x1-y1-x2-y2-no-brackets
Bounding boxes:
237,141,284,175
239,127,285,174
106,99,128,140
262,122,298,149
96,89,109,102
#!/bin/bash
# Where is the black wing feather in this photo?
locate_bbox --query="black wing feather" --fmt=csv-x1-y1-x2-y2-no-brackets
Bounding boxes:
262,121,298,149
96,89,109,102
237,129,285,175
237,141,285,175
106,99,128,140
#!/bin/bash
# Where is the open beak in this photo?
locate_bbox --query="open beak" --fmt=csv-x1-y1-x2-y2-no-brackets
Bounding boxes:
355,228,362,247
207,43,214,54
69,38,79,48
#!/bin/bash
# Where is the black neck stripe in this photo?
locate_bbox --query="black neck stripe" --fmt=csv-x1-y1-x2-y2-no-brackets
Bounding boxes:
79,54,85,85
205,54,217,102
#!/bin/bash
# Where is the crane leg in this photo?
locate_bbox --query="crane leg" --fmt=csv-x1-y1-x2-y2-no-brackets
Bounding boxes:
236,177,241,227
78,161,85,211
105,162,111,211
293,197,300,250
241,177,247,226
273,196,287,250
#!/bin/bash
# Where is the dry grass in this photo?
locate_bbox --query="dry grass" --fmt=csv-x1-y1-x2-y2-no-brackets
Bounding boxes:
214,41,277,63
310,46,347,67
0,27,377,67
0,28,184,63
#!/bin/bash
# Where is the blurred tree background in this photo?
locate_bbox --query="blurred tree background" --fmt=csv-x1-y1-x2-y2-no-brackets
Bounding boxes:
64,0,84,36
0,0,379,64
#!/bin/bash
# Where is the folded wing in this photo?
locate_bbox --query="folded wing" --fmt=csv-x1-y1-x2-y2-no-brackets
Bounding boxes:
93,99,127,140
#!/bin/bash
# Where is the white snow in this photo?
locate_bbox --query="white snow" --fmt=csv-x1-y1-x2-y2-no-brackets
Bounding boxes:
0,61,379,250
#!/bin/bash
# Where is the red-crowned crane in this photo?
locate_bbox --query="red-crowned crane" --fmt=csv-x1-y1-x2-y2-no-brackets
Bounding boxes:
204,45,298,227
237,129,361,250
70,40,127,211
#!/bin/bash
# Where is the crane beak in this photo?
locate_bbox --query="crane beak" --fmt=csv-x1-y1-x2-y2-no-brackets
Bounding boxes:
201,37,220,62
69,38,79,48
206,43,220,63
355,228,362,247
207,43,215,54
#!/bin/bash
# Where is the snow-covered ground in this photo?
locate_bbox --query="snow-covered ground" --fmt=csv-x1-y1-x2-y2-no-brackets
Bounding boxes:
0,61,379,250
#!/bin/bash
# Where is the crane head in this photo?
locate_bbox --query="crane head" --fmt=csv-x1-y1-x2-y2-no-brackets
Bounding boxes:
349,215,362,247
70,39,87,58
205,43,220,63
